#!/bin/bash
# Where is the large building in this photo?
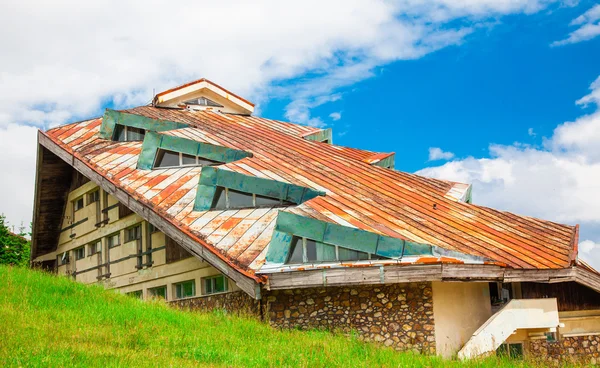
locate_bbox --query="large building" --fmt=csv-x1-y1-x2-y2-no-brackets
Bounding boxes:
31,79,600,363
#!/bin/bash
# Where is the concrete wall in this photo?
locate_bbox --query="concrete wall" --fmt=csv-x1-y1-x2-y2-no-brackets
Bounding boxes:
432,282,492,358
41,183,239,301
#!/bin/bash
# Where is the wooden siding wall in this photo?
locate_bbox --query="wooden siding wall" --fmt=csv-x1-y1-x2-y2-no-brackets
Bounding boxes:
521,282,600,311
31,146,75,259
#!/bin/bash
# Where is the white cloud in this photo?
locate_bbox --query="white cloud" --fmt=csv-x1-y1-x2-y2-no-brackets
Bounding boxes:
528,127,536,136
0,124,38,230
0,0,567,226
418,75,600,269
428,147,455,161
551,4,600,46
329,112,342,121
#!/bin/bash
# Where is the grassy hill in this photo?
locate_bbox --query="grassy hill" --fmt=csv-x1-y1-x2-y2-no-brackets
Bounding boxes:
0,266,545,367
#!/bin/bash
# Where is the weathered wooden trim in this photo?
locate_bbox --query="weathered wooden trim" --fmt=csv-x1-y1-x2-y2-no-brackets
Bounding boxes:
38,132,261,299
264,264,582,290
574,267,600,294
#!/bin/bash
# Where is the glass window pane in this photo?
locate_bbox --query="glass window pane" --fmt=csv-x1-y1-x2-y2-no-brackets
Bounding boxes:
287,236,303,264
181,153,196,165
305,238,317,262
204,278,212,294
214,276,225,292
197,157,222,166
227,189,254,208
127,126,145,141
114,124,126,141
211,187,227,210
155,149,180,168
149,286,166,299
255,194,281,207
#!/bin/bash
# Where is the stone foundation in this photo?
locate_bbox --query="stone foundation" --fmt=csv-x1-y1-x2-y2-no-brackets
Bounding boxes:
171,290,261,316
264,282,435,353
527,335,600,365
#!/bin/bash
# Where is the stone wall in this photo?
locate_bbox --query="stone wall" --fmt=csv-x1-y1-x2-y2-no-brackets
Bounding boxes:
171,290,261,316
264,282,435,354
527,335,600,365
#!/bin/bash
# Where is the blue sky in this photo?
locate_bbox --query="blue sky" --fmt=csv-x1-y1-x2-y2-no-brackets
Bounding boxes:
263,4,600,172
1,0,599,266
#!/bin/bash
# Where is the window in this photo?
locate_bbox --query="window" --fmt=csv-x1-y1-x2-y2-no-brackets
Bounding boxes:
497,343,523,359
125,225,142,243
73,197,84,212
58,252,70,265
153,149,222,169
127,290,143,299
211,187,291,210
114,124,145,142
174,280,195,299
87,190,100,204
88,240,102,255
148,286,167,300
203,275,228,295
184,97,223,107
286,236,378,264
107,233,120,248
74,247,85,260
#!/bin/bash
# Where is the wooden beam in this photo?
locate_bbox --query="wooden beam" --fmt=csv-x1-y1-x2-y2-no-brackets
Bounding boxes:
264,264,584,290
38,132,261,299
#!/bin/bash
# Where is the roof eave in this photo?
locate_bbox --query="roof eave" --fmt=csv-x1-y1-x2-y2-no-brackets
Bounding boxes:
36,131,264,299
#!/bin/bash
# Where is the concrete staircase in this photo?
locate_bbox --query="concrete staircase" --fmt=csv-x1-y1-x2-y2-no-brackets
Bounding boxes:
458,298,559,359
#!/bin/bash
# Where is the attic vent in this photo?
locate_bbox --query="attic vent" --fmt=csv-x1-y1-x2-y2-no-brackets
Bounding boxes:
184,97,223,108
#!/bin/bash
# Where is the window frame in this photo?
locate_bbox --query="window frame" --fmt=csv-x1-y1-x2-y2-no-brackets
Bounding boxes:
87,189,100,205
174,280,196,300
211,187,289,210
153,148,222,169
148,285,167,300
88,240,102,255
74,246,85,261
72,196,84,212
58,251,70,266
107,232,121,248
126,290,143,299
114,124,146,142
286,236,379,264
125,224,142,243
203,275,228,295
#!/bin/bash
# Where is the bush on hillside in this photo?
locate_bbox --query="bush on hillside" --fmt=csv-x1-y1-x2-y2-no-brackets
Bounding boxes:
0,215,30,267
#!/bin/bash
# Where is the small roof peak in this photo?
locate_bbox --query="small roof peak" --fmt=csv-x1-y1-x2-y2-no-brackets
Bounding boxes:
153,78,254,115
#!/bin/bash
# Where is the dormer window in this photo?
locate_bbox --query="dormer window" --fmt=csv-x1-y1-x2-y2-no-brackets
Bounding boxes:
286,236,386,264
211,187,291,210
114,124,145,142
184,97,223,108
154,149,223,169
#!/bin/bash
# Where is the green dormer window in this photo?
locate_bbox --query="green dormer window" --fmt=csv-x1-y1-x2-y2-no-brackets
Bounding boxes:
114,124,146,142
154,149,223,169
286,236,383,264
211,187,292,210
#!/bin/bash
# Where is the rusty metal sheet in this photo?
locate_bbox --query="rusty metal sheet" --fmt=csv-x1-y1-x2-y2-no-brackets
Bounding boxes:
42,104,578,276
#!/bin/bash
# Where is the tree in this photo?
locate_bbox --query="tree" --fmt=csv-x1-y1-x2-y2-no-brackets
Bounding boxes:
0,215,30,267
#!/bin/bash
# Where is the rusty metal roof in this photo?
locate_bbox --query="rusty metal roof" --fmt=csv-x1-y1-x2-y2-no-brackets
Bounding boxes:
44,106,579,278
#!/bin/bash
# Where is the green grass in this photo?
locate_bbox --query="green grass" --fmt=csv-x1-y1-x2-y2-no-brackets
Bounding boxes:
0,266,559,367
